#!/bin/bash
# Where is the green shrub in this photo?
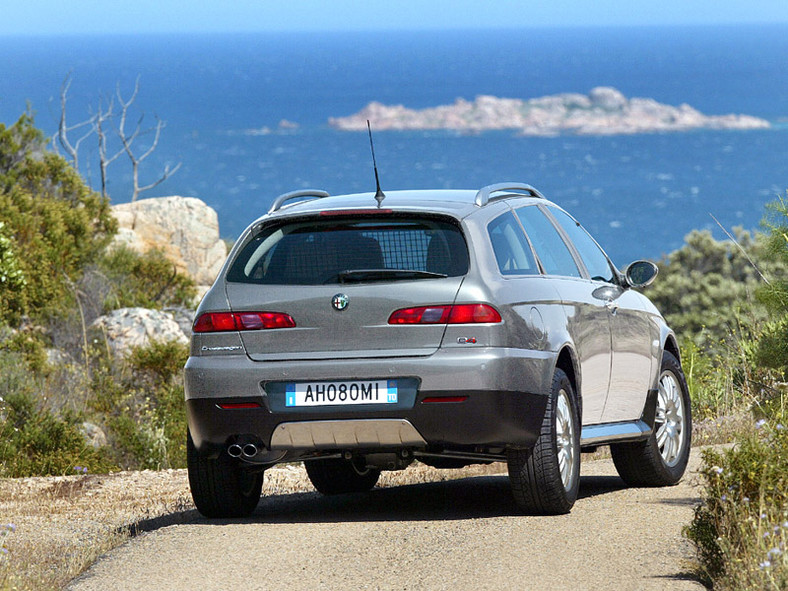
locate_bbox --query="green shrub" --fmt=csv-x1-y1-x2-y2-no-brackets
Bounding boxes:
0,351,116,477
755,196,788,374
0,221,26,323
97,245,196,311
685,196,788,590
646,228,784,353
686,409,788,590
127,340,188,468
87,340,188,470
0,113,116,325
681,337,754,420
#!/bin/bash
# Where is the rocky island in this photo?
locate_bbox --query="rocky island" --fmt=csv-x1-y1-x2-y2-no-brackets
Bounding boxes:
329,87,770,136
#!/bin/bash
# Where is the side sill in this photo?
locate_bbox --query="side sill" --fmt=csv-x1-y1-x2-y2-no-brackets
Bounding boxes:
580,420,652,447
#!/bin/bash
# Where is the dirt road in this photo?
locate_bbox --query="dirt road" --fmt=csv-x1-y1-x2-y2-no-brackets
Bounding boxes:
67,453,706,591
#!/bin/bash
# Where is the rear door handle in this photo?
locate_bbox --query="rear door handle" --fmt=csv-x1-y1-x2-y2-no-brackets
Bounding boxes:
605,299,618,315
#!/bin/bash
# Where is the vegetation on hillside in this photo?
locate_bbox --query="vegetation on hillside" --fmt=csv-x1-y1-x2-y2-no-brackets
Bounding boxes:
0,113,193,478
674,197,788,590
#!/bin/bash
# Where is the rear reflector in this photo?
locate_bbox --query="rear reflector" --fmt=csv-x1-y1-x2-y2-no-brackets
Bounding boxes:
216,401,262,410
193,312,296,333
421,396,468,404
388,304,502,325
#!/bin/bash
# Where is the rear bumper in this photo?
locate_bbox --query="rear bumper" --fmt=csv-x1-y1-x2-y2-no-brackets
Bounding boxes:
184,347,554,461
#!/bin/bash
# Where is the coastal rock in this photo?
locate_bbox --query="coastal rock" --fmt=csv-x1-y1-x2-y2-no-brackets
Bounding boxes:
111,196,226,291
329,87,771,136
91,307,188,358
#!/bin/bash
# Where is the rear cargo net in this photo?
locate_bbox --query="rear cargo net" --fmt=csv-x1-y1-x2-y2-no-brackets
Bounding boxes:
227,217,469,285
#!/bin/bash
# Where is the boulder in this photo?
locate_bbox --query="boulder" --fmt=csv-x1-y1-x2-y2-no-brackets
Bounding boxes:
80,422,108,449
91,307,188,358
164,306,196,339
111,196,226,290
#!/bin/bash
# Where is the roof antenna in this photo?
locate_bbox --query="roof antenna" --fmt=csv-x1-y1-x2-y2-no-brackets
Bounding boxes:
367,120,386,208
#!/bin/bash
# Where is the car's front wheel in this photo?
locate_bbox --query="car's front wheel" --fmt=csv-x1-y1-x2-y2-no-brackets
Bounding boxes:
507,367,580,515
187,430,264,518
610,351,692,486
305,457,381,495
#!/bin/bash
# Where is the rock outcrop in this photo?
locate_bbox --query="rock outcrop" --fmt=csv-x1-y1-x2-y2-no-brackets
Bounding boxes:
111,196,226,291
91,307,188,358
329,87,770,136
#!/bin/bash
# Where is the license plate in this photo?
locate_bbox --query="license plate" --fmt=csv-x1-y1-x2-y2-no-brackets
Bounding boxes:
285,380,398,407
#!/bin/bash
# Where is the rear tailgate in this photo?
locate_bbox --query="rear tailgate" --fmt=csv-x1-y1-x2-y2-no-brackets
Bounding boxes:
222,213,470,362
225,278,465,361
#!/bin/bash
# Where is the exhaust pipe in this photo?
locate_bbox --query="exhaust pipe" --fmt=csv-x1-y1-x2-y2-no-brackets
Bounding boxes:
242,443,259,458
227,444,243,458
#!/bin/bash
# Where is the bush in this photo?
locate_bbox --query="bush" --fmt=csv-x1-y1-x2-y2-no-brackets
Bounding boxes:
97,245,196,311
755,196,788,374
645,229,774,352
0,221,26,323
0,113,116,325
685,195,788,590
681,337,753,420
686,409,788,590
88,339,189,470
0,112,192,477
0,351,116,477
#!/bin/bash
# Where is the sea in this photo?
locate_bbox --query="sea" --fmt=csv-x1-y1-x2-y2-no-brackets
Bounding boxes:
1,25,787,265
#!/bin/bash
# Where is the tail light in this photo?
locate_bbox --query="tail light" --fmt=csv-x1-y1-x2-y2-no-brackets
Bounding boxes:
388,304,502,325
193,312,296,333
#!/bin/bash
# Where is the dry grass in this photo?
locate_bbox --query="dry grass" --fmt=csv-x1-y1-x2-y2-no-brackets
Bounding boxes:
0,470,191,591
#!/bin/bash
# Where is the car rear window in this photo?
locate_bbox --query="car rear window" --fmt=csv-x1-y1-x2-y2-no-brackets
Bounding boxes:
226,216,469,284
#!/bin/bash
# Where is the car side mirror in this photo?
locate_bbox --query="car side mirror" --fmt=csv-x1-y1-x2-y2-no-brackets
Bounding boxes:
623,260,658,288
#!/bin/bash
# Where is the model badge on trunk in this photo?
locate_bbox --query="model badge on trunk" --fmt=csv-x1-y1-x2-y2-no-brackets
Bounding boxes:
331,293,349,311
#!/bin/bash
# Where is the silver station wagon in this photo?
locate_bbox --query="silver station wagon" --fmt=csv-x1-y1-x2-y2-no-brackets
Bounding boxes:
185,183,691,518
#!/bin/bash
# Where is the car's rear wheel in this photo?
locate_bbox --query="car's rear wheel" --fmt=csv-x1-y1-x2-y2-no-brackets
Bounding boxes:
610,351,691,486
507,368,580,515
305,457,381,495
187,430,264,518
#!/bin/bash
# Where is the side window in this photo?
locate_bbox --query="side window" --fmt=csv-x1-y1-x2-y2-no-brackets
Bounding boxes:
548,207,615,283
487,212,539,275
515,206,581,278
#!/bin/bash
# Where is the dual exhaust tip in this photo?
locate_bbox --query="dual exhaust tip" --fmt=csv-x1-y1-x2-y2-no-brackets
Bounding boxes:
227,443,260,459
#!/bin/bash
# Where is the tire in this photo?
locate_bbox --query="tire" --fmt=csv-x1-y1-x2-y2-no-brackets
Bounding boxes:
304,457,381,495
610,351,692,487
507,368,581,515
187,430,264,518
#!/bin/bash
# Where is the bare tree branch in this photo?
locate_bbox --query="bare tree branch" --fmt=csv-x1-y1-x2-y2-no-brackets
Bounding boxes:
94,95,124,200
57,73,96,172
115,77,181,201
55,74,181,202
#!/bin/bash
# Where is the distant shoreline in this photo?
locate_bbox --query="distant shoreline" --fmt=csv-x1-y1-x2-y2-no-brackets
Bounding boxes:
329,87,771,136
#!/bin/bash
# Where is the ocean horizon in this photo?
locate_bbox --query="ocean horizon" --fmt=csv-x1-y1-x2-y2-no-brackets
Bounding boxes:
1,24,787,264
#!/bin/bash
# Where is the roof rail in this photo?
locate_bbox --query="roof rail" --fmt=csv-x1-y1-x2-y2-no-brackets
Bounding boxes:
474,182,545,207
268,190,331,214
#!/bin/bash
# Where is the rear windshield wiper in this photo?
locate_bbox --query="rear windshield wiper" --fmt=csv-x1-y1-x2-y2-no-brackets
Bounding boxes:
331,269,448,283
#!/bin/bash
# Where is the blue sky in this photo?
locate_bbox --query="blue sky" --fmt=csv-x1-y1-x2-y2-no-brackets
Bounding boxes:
2,0,787,35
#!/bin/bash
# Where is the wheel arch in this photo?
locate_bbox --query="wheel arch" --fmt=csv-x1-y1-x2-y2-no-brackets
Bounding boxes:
555,345,581,419
662,332,681,364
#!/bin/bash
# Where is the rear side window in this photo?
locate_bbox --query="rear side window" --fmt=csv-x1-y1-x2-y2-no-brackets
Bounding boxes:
547,207,616,283
487,212,539,275
515,205,581,278
226,217,469,284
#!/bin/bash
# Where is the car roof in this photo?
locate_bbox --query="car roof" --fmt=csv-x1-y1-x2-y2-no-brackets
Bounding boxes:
258,185,551,224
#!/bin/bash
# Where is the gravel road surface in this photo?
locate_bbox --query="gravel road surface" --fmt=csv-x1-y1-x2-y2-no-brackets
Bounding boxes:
68,453,706,591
